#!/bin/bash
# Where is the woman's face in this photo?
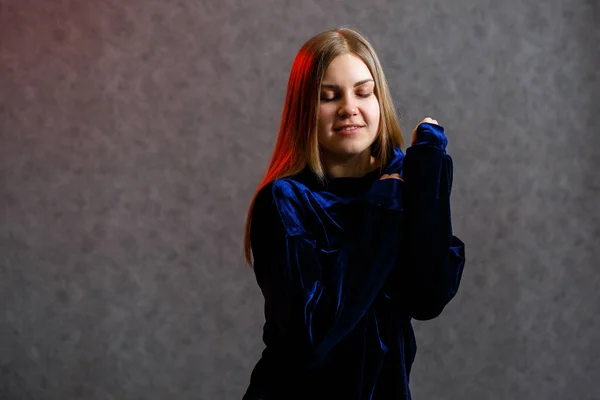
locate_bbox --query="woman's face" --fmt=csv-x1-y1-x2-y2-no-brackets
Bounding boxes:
317,53,380,160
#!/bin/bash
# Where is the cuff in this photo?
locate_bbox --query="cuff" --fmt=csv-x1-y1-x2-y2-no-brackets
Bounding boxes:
411,122,448,150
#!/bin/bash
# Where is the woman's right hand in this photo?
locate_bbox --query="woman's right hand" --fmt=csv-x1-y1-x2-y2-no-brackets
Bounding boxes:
380,173,403,181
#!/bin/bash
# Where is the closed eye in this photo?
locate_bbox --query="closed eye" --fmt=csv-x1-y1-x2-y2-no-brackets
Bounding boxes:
320,93,373,102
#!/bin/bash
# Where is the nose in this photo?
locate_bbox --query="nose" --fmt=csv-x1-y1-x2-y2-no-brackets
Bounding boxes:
338,96,358,117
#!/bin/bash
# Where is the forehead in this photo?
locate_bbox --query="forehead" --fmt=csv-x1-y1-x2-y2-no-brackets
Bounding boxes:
322,53,374,84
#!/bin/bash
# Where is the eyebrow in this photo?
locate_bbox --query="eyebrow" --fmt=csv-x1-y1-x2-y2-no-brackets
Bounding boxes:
321,79,374,90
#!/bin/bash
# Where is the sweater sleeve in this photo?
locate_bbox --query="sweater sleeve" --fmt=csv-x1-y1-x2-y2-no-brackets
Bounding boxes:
250,180,403,366
385,122,466,320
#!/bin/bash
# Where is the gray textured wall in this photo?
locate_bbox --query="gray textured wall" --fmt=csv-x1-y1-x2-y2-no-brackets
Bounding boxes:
1,0,598,399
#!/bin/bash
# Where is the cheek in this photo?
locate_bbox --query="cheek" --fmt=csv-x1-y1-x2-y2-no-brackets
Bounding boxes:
318,105,336,127
366,100,381,125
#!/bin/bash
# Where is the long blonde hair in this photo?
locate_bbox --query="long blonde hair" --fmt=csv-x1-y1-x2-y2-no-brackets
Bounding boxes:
243,27,404,266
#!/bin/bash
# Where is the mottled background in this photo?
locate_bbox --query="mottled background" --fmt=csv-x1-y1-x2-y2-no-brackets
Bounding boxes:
1,0,599,399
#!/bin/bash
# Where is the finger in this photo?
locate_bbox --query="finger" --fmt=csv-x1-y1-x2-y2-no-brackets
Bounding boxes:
388,173,403,181
381,173,403,181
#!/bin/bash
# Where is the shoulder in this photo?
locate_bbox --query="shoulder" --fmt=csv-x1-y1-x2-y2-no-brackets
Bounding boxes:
253,177,310,236
254,178,304,212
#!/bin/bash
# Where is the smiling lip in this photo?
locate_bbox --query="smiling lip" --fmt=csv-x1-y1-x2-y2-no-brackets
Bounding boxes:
334,125,365,134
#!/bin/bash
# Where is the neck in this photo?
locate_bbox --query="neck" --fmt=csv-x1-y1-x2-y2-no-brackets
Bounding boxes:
322,149,378,178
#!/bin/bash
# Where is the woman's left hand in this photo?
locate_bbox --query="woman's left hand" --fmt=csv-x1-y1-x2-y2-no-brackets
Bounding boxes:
411,117,439,145
382,117,440,181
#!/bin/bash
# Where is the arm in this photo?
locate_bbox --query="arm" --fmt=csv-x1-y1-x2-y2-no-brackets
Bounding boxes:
250,180,403,366
382,122,465,320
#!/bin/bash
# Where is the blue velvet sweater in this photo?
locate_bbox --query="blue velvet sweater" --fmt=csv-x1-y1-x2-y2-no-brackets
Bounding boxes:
243,123,466,400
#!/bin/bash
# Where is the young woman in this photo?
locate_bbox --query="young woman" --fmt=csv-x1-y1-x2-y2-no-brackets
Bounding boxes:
242,27,466,400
